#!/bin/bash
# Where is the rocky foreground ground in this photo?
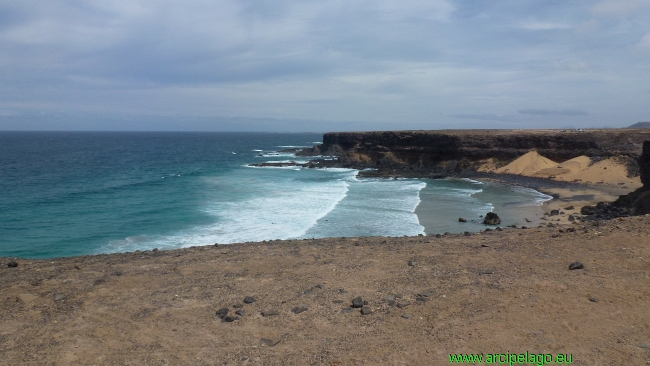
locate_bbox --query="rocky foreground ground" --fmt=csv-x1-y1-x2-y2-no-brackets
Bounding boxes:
2,215,650,365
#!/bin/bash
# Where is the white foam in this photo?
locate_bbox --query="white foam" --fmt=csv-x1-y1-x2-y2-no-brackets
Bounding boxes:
252,149,263,152
103,168,357,252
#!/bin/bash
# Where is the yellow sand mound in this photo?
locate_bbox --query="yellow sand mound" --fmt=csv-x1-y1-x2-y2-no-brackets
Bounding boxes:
559,158,638,186
496,151,558,175
533,155,591,178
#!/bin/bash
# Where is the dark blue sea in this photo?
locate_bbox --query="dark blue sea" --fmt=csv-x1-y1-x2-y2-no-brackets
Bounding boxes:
0,132,550,259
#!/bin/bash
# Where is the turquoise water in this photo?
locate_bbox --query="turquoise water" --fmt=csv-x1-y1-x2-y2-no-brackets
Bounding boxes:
0,132,550,259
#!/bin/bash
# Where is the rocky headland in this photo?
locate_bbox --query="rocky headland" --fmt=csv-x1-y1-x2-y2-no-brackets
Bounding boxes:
297,129,650,179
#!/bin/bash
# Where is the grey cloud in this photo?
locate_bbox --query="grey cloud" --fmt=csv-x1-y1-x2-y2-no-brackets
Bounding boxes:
518,109,588,116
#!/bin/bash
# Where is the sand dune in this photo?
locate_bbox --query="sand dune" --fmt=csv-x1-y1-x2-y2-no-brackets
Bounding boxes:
495,151,558,175
495,152,641,188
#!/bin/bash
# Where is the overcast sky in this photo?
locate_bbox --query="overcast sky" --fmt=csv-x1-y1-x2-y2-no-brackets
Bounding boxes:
1,0,649,131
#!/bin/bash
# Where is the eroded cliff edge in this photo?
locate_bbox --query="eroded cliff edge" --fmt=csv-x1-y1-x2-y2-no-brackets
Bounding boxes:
299,129,650,177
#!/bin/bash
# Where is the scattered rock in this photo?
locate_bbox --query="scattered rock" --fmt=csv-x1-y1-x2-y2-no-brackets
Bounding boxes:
581,206,597,215
638,343,650,350
340,307,353,314
222,315,237,322
18,294,37,303
235,310,246,317
260,338,281,347
415,296,429,302
458,217,467,223
112,271,123,276
332,300,344,304
396,301,410,309
568,215,575,222
401,314,412,319
549,209,560,216
54,293,65,301
215,307,229,319
233,303,243,308
7,261,18,268
314,284,324,289
291,306,308,314
360,306,373,315
569,262,585,270
565,205,575,210
383,295,395,302
339,288,347,294
407,260,415,266
304,289,313,295
243,296,256,304
351,297,364,308
261,310,280,317
483,212,501,225
589,297,599,303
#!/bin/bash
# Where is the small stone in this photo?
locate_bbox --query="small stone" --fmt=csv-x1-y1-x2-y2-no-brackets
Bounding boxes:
260,338,281,347
233,303,243,308
568,215,575,222
638,343,650,350
396,301,410,308
304,289,313,295
235,310,246,316
417,291,433,297
314,284,324,289
18,293,37,303
565,205,575,210
243,296,256,304
340,307,353,314
360,306,373,315
222,315,237,322
383,295,395,302
291,306,308,314
401,314,412,319
332,300,344,304
415,296,429,302
589,297,599,303
458,217,467,223
112,271,123,276
549,209,560,216
387,300,396,307
7,261,18,268
54,293,65,301
215,307,229,319
261,310,279,317
478,270,495,275
339,288,347,294
408,260,415,266
569,262,585,270
351,297,364,308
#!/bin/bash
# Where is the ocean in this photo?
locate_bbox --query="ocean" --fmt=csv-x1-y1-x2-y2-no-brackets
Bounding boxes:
0,132,551,259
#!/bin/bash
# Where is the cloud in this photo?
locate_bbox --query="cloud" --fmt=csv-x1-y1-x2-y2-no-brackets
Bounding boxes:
637,33,650,51
450,114,519,122
0,0,649,131
591,0,649,17
516,20,572,31
518,109,588,116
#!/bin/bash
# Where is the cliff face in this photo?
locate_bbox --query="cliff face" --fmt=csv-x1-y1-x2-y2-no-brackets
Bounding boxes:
611,140,650,215
312,130,650,168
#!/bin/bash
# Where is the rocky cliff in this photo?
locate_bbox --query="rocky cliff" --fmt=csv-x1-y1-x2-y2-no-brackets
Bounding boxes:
300,130,650,176
613,140,650,215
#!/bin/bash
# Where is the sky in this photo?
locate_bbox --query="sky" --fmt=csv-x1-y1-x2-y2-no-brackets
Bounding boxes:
0,0,649,131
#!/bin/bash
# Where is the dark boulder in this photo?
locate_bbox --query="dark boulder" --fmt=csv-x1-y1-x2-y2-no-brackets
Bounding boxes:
483,212,501,225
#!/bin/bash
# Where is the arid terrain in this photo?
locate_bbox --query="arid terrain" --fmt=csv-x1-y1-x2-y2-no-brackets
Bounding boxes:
2,212,650,365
